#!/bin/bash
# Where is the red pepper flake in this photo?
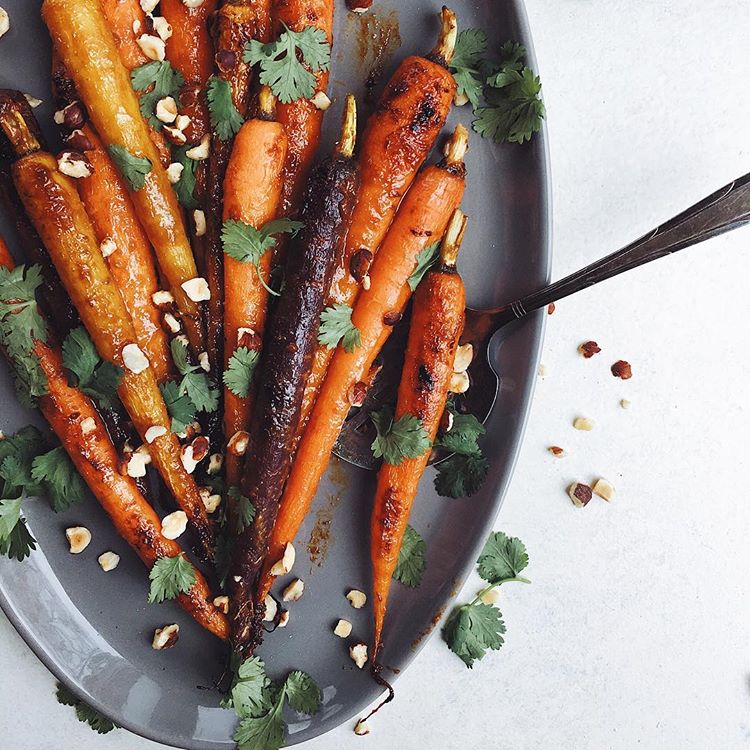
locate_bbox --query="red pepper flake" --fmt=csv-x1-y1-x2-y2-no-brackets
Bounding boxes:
611,360,632,379
578,341,601,358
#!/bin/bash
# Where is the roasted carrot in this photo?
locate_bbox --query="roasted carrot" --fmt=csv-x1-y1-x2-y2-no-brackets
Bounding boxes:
74,126,172,384
370,211,467,657
273,0,335,225
0,100,215,560
258,126,468,599
222,88,288,489
0,236,227,640
42,0,206,354
298,7,458,433
203,0,272,377
228,97,360,654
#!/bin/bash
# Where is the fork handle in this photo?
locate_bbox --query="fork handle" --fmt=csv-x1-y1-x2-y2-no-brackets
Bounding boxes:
494,171,750,326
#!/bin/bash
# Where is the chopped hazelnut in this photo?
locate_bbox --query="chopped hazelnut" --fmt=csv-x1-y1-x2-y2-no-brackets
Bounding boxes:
440,409,454,433
311,91,331,110
270,543,296,576
193,209,207,237
453,343,474,373
156,96,178,124
23,93,43,108
182,0,205,7
181,277,211,302
66,526,92,554
282,578,305,602
354,719,371,736
136,33,166,61
362,274,371,291
278,609,290,628
65,129,94,152
578,340,601,359
349,642,368,669
190,435,210,462
145,425,167,444
346,589,367,609
161,510,188,539
122,343,150,373
347,381,368,407
593,478,615,502
163,312,181,333
152,623,179,650
203,493,221,513
163,126,187,145
152,290,175,307
97,551,120,572
262,594,278,622
0,8,9,38
479,588,501,605
620,399,631,410
227,431,250,457
213,595,230,614
548,446,566,457
547,302,555,315
567,482,593,508
538,363,548,377
175,114,191,132
208,453,224,474
134,444,152,465
186,134,211,160
140,0,159,12
57,151,94,179
80,417,97,435
454,92,469,107
166,162,184,184
180,444,198,474
198,351,210,372
151,16,173,41
611,360,632,380
333,619,352,638
126,451,148,478
573,417,595,431
100,237,117,258
449,370,470,394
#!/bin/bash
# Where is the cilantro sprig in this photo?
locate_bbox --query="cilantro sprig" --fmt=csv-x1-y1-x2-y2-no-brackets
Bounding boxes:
148,553,196,603
407,242,440,291
131,60,184,129
224,655,322,750
222,218,303,297
371,407,431,466
228,486,256,532
224,347,260,398
450,32,545,144
318,303,361,353
443,531,530,667
244,24,331,104
207,76,244,141
107,144,152,191
392,524,426,588
171,144,199,209
56,683,119,735
62,327,123,409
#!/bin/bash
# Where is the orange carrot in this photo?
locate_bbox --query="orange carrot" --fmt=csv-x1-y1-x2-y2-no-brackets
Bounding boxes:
258,125,468,599
370,211,467,657
297,7,458,434
222,89,288,489
0,236,227,640
76,125,172,384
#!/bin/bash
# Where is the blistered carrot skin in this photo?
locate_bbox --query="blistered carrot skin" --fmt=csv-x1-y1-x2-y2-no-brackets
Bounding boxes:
259,126,468,601
273,0,335,223
228,99,360,655
42,0,206,353
223,91,288,489
0,237,228,640
203,0,272,378
298,8,457,437
371,211,467,657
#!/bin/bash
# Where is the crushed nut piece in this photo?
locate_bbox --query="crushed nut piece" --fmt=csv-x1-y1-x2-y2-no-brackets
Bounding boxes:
122,343,150,373
573,417,595,431
166,161,184,184
0,8,9,38
163,312,181,333
80,417,97,435
270,542,295,576
333,619,352,638
163,125,187,145
278,609,290,627
24,93,43,108
190,435,210,462
453,343,473,373
151,16,173,41
620,399,631,410
213,595,230,614
156,96,178,124
611,360,632,380
145,425,167,444
349,642,368,669
208,453,224,474
181,276,210,302
282,578,305,602
126,451,148,478
180,444,198,474
548,446,566,457
140,0,159,12
152,290,174,307
227,431,250,457
66,526,92,554
440,409,454,433
100,237,117,258
57,151,94,179
262,594,278,622
137,33,166,61
362,273,371,290
193,209,207,237
203,493,221,513
593,478,615,502
346,589,367,609
198,351,210,372
152,623,179,650
161,510,188,539
567,482,593,508
538,363,548,377
186,133,210,160
578,340,601,359
547,302,555,315
310,91,331,110
174,114,191,132
479,588,501,605
97,551,120,572
354,719,371,736
449,370,470,394
182,0,205,7
347,381,368,407
454,91,469,107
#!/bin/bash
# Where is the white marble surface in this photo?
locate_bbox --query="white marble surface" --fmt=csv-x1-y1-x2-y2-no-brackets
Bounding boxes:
3,1,750,748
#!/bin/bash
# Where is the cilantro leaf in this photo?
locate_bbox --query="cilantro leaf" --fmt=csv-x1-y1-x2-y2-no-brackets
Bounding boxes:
0,515,36,561
160,380,196,433
0,496,24,540
318,303,361,353
56,684,118,734
207,76,244,141
434,452,489,498
170,144,199,209
284,671,321,716
485,41,527,87
107,144,152,191
371,408,431,465
131,60,184,129
169,338,219,414
223,655,271,716
244,25,331,104
407,242,440,291
221,218,302,296
224,347,260,398
148,553,196,603
234,703,285,750
477,531,529,584
443,602,506,668
31,447,86,513
62,327,123,409
229,486,256,531
449,29,488,108
435,410,486,456
392,524,426,588
474,67,545,145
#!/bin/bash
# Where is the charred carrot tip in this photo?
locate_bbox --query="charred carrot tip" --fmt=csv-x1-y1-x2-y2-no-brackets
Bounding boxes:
444,123,469,165
440,208,468,266
432,6,458,65
258,85,276,118
335,94,358,160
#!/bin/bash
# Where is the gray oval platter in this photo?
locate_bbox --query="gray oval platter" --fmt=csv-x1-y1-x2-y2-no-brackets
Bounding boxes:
0,1,551,747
